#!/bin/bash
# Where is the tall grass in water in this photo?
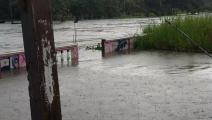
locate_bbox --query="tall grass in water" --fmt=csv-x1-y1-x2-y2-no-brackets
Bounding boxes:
135,16,212,52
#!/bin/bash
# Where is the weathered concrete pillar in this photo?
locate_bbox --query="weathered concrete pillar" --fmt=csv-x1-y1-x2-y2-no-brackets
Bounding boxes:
18,0,62,120
71,45,79,65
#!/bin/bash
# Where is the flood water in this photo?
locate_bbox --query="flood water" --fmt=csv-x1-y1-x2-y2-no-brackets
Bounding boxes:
0,18,160,53
0,18,212,120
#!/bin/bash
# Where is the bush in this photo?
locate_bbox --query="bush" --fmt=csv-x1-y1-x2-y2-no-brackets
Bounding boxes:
135,16,212,52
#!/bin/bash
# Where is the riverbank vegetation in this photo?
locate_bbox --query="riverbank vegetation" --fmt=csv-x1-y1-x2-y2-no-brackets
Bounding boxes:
1,0,212,21
134,16,212,52
30,0,212,20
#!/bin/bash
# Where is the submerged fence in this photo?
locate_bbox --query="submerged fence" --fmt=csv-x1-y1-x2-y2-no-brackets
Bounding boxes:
0,45,78,73
101,37,134,57
0,37,135,72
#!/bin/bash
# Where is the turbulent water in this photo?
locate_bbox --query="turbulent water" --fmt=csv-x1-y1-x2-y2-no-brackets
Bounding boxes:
1,50,212,120
1,17,212,120
0,18,160,53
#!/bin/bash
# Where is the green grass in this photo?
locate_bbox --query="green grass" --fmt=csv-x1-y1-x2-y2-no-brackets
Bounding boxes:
135,16,212,52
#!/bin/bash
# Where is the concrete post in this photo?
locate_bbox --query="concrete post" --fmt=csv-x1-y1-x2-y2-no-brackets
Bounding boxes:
71,45,79,65
101,39,106,57
18,0,62,120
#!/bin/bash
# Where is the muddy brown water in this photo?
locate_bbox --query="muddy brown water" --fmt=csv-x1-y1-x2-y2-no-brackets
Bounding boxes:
1,49,212,120
0,18,161,53
0,18,212,120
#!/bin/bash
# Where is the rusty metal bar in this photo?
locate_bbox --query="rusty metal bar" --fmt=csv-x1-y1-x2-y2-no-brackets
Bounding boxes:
18,0,62,120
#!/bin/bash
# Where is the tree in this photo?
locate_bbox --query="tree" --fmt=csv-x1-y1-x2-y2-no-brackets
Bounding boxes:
0,0,211,21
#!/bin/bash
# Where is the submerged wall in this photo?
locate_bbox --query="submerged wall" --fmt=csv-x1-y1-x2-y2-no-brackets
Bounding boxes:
0,45,79,73
102,37,134,57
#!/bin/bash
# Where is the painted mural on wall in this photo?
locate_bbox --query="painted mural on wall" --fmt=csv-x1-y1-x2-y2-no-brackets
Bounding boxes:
102,37,134,57
10,55,19,69
0,45,79,73
0,54,26,72
0,58,10,71
116,39,128,52
18,53,26,67
104,41,113,54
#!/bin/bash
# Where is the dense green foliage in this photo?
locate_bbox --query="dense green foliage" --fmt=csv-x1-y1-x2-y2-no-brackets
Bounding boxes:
0,0,9,20
134,16,212,52
0,0,212,20
51,0,212,20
